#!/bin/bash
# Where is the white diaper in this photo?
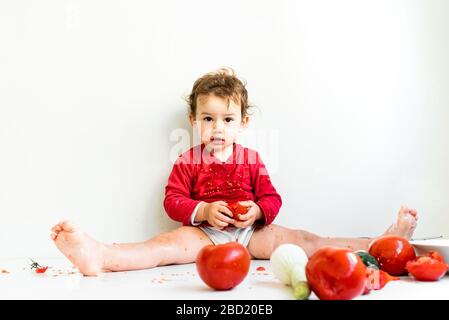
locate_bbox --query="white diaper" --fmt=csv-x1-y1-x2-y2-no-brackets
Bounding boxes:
198,225,256,247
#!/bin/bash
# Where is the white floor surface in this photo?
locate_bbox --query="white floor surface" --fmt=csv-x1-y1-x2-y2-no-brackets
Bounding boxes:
1,258,448,300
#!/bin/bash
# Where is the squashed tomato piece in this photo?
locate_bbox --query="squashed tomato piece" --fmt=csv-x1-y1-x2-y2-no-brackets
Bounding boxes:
406,251,448,281
226,202,249,221
30,259,49,274
35,267,48,274
365,268,399,292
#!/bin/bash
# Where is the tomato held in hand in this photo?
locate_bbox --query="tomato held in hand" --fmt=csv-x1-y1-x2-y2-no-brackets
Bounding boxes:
305,247,367,300
368,236,416,276
226,202,249,221
196,242,251,290
405,251,449,281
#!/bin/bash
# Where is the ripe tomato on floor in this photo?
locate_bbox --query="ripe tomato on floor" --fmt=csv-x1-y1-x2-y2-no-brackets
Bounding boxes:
368,236,416,276
306,247,367,300
196,242,251,290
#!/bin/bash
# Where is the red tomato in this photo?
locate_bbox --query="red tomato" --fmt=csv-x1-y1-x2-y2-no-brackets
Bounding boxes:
405,251,449,281
196,242,251,290
226,202,249,221
368,236,416,276
305,247,367,300
365,268,399,291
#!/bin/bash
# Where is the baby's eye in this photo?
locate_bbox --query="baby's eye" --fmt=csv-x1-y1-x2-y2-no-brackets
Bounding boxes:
203,117,213,122
225,117,234,123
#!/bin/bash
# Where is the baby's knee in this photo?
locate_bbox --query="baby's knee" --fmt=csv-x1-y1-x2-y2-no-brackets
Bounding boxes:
147,229,179,246
294,229,321,246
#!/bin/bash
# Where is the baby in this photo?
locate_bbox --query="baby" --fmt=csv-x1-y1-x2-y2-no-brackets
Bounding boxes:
51,68,418,275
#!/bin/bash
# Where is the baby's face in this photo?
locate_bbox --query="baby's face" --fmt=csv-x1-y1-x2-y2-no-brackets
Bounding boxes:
190,94,248,153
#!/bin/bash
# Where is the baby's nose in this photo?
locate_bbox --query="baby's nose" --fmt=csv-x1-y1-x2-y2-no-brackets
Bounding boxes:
213,119,225,130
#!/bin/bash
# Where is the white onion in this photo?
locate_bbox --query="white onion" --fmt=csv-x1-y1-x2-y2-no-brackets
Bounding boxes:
270,243,310,299
270,243,308,284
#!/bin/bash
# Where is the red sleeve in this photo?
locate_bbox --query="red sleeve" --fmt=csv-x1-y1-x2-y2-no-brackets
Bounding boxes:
250,152,282,225
163,157,201,226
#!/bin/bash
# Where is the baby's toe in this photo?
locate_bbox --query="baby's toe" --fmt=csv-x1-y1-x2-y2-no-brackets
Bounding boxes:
60,220,76,232
398,205,407,216
51,224,62,233
406,210,418,222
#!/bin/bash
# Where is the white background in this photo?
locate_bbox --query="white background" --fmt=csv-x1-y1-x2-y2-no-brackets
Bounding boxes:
1,0,448,258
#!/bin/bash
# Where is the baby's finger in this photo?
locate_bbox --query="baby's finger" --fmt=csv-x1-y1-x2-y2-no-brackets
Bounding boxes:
217,212,235,225
234,220,252,229
237,213,250,221
218,205,233,217
213,219,229,228
216,201,228,207
233,220,245,228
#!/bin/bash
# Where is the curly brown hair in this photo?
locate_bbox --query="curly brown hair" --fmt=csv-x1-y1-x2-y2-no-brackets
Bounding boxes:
187,68,252,118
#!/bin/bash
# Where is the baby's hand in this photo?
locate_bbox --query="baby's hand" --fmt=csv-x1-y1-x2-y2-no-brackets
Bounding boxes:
203,201,235,230
233,201,263,229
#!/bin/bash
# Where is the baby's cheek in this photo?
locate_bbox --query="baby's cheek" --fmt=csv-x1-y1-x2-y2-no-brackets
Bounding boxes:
200,130,211,144
200,128,213,140
226,126,239,135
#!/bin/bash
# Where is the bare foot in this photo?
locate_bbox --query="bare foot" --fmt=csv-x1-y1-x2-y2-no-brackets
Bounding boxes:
51,221,108,276
382,205,418,240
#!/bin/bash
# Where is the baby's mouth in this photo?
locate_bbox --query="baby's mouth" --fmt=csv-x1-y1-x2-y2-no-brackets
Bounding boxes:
210,137,225,145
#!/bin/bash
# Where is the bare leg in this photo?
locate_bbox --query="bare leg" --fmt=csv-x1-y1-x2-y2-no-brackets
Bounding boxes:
51,221,212,276
247,225,368,258
248,206,418,259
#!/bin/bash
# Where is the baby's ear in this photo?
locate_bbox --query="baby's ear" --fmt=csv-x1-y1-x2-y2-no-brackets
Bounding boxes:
188,114,196,126
241,116,250,128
